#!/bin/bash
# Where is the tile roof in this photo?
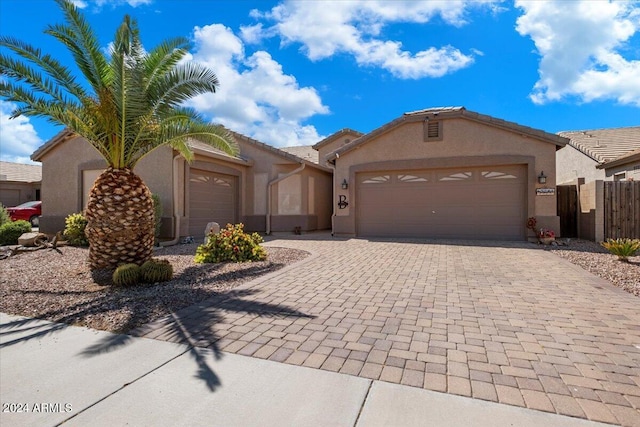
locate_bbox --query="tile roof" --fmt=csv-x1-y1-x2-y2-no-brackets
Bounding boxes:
558,127,640,164
0,161,42,182
279,146,319,164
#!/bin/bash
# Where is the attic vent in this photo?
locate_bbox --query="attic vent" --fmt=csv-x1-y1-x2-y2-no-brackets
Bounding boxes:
423,120,443,142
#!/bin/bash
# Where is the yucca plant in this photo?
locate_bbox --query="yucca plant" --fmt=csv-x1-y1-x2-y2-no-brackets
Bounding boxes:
601,238,640,262
1,0,237,269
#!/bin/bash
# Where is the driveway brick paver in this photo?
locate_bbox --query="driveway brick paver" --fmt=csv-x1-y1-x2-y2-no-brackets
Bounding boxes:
132,236,640,426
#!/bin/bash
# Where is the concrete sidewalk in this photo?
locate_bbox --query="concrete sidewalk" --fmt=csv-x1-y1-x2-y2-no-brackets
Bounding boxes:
1,314,611,427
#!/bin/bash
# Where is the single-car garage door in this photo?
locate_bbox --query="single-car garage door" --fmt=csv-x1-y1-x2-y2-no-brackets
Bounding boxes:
189,169,237,236
357,165,526,240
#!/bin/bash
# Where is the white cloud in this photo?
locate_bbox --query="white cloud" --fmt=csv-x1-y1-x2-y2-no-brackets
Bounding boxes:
70,0,88,8
0,101,43,164
249,0,498,79
95,0,152,7
516,0,640,106
187,24,329,147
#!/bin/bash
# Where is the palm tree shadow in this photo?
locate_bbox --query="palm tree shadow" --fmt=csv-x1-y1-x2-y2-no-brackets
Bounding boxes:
1,260,315,393
78,287,314,391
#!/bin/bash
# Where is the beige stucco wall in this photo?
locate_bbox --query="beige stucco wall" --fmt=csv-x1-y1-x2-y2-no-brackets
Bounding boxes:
332,117,561,238
36,133,333,237
556,145,604,184
578,180,604,241
317,130,362,167
38,137,175,235
603,161,640,181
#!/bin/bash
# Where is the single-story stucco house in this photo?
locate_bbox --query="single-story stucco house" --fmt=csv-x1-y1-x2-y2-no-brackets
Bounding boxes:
556,127,640,184
326,107,568,240
31,106,568,241
31,130,333,239
0,161,41,208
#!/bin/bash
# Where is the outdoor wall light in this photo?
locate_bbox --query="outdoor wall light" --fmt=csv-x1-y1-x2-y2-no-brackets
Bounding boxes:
341,179,349,190
538,171,547,184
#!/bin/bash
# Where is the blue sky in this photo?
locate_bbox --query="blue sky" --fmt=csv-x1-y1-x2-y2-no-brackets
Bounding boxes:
1,0,639,164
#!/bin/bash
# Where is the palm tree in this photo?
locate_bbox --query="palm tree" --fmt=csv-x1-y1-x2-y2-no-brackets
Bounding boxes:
0,0,237,270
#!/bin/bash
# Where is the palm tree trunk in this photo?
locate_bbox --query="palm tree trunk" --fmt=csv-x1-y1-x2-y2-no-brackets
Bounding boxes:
85,167,155,270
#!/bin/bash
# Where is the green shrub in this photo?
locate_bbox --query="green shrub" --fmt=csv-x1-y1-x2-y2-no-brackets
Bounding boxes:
112,263,141,287
140,258,173,283
601,238,640,262
63,213,89,246
152,194,162,245
0,204,10,226
195,223,267,263
0,220,33,245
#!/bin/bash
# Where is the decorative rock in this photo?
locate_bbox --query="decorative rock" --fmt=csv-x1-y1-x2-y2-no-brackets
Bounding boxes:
18,232,48,247
205,222,220,239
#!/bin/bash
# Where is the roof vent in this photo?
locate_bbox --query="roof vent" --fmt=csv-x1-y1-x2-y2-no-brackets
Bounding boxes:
424,120,443,141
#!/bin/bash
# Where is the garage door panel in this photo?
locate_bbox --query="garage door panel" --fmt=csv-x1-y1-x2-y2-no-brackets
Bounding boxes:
357,165,526,240
189,170,237,236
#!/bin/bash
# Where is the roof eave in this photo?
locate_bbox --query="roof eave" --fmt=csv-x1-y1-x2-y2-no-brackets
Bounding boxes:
328,108,568,161
31,128,75,162
596,151,640,169
230,131,332,172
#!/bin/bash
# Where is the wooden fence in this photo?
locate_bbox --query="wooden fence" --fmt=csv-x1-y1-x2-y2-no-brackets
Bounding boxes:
604,181,640,239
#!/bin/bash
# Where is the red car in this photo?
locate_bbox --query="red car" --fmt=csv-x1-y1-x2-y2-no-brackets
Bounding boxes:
7,201,41,227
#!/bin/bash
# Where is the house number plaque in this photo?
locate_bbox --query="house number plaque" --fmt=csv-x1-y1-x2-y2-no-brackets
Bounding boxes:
536,188,555,196
338,195,349,209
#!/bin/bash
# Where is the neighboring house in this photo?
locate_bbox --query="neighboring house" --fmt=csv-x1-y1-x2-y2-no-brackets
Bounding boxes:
31,130,332,239
0,161,41,207
555,127,640,242
326,107,568,240
556,127,640,184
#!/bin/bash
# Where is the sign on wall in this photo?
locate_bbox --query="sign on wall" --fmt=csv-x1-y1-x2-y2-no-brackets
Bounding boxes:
536,188,555,196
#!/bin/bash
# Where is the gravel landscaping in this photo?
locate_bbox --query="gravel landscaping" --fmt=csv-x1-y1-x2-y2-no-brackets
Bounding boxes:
542,238,639,296
1,238,637,335
0,243,309,333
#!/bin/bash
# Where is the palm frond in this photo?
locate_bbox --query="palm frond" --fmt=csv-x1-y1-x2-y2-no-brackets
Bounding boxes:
0,36,87,102
46,0,108,93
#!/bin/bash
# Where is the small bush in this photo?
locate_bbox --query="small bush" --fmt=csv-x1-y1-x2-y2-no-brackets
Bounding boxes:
63,213,89,246
112,263,141,287
195,223,267,263
601,238,640,262
140,258,173,283
0,204,10,226
0,220,32,246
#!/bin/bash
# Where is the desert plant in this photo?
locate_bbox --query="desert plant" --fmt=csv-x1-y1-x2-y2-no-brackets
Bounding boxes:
0,204,10,226
63,212,89,246
112,263,141,287
140,258,173,283
601,238,640,262
0,220,33,245
195,223,266,263
1,0,237,270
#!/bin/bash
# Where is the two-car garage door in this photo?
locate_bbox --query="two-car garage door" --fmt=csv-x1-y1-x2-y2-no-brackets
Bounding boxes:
189,169,237,236
357,165,526,240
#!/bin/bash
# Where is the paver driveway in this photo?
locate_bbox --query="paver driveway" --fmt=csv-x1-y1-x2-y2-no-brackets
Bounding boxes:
133,236,640,426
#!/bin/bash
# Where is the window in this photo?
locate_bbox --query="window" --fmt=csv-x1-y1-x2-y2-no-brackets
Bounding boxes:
423,120,442,141
614,172,626,181
481,171,518,180
361,175,390,184
398,174,428,183
438,171,472,181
